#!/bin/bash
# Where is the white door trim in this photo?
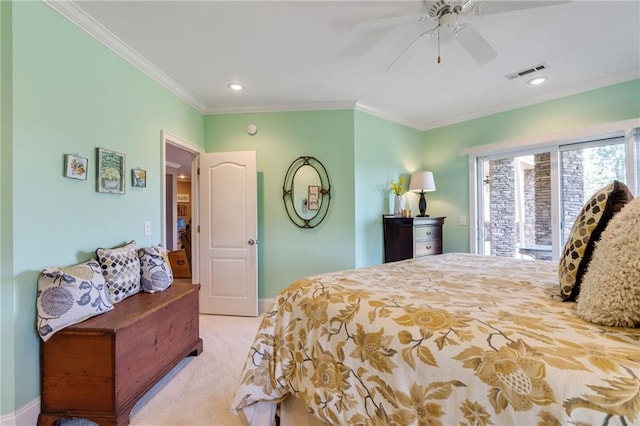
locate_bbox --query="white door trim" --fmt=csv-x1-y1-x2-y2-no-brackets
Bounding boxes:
161,130,204,285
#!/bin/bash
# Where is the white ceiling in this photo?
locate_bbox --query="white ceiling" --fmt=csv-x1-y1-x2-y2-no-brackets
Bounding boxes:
56,0,639,133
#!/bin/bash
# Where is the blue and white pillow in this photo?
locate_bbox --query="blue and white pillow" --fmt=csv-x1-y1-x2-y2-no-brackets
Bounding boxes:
138,245,173,293
36,259,113,342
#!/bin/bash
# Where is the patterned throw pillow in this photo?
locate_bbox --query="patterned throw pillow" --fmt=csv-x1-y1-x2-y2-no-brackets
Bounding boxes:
577,196,640,327
96,241,141,303
36,259,113,342
558,180,633,301
138,245,174,293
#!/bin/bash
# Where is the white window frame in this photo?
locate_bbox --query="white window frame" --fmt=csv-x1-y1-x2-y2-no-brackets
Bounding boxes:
462,118,640,257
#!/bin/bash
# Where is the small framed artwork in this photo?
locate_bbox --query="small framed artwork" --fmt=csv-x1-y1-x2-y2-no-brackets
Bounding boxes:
308,185,320,210
177,194,190,203
132,168,147,188
97,148,126,194
64,154,88,180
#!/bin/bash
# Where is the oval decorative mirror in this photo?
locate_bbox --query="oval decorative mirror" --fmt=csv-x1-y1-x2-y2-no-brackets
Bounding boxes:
283,156,331,228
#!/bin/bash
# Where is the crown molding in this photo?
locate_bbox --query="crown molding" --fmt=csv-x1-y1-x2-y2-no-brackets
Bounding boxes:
354,103,424,130
204,100,358,115
43,0,206,113
41,1,640,134
420,70,640,131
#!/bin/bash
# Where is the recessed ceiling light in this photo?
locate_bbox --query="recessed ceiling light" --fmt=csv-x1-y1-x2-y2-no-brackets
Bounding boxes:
527,76,547,86
227,82,243,91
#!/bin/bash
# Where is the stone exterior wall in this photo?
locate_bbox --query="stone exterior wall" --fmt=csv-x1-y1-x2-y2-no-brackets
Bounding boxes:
489,158,517,257
487,151,584,258
523,169,535,246
561,151,584,243
534,153,552,245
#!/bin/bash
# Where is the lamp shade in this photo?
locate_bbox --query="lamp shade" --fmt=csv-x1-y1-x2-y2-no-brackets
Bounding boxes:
409,171,436,192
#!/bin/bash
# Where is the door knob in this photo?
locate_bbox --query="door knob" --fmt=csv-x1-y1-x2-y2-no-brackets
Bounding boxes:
248,239,256,245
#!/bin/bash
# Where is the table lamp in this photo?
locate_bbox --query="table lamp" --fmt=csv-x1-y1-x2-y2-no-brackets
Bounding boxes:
409,171,436,217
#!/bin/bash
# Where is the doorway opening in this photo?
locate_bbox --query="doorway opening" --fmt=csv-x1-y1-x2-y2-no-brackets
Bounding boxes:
161,130,204,284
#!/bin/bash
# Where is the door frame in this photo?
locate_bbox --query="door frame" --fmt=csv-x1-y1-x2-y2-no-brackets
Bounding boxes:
161,130,205,284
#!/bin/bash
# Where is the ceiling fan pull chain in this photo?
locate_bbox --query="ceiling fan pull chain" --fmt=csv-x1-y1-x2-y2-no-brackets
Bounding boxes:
437,24,441,64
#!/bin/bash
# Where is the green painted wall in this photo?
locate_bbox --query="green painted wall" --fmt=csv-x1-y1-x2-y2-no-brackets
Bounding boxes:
2,1,203,415
204,110,424,298
1,0,16,418
424,79,640,253
204,110,357,299
2,0,637,418
354,110,423,267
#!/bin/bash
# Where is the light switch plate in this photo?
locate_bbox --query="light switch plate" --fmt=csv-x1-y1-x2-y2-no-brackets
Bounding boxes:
144,221,152,236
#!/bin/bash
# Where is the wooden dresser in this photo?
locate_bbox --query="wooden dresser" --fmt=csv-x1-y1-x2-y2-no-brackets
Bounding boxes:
383,216,446,262
38,280,203,426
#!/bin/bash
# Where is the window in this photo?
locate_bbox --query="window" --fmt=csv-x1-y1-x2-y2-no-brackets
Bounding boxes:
477,151,552,260
468,122,639,260
559,137,626,245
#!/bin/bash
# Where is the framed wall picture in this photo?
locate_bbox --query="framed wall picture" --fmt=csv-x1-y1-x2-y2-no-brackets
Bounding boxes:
132,168,147,188
177,194,190,203
97,148,126,194
308,185,320,210
64,154,88,180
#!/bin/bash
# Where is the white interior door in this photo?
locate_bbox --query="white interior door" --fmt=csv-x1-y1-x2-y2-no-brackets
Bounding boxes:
198,151,258,316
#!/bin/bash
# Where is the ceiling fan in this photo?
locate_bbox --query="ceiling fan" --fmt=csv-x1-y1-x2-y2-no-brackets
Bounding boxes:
352,0,569,69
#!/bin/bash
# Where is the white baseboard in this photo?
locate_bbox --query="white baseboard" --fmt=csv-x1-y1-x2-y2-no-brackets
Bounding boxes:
259,298,275,314
0,398,40,426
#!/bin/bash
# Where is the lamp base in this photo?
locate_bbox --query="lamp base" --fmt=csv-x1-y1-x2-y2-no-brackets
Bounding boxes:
417,191,427,217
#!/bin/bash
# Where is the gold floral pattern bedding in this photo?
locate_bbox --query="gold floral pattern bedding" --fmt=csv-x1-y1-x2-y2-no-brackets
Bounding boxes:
232,253,640,425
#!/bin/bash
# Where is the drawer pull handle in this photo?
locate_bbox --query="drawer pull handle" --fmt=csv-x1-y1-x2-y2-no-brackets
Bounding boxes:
425,231,432,236
425,245,432,250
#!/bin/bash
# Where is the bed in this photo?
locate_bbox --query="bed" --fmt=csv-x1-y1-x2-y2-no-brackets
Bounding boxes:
231,253,640,426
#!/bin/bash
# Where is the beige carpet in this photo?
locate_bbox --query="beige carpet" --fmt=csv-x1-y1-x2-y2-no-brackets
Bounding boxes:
128,314,263,426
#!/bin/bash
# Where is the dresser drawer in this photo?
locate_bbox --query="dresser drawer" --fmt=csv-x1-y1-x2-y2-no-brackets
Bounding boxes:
413,225,442,241
383,216,446,263
414,240,443,257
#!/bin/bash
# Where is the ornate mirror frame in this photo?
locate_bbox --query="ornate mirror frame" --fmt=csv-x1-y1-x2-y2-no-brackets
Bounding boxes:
282,156,331,228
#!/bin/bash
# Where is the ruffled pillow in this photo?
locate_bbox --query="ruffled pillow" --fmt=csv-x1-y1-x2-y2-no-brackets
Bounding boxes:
577,196,640,327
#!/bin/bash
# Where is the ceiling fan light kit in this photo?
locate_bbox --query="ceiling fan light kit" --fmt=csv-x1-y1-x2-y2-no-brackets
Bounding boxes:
227,82,243,91
528,76,548,86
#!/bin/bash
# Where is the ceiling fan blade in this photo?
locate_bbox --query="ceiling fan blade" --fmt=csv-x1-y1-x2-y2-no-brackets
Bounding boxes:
453,23,497,65
469,0,570,16
352,14,428,32
385,28,435,72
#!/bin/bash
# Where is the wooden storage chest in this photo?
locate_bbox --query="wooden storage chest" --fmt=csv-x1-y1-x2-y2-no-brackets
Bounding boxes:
38,280,203,426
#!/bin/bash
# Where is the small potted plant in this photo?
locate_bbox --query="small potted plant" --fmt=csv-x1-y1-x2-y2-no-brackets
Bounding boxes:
390,177,406,215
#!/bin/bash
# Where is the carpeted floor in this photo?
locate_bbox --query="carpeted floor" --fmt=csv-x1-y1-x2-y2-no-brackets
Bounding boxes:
62,314,263,426
130,314,263,425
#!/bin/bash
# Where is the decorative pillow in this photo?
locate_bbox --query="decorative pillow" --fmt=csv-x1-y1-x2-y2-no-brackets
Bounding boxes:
138,245,174,293
36,259,113,342
558,180,632,301
96,241,141,303
576,196,640,327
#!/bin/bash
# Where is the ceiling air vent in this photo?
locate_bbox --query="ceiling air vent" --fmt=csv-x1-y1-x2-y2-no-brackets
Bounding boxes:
505,63,548,80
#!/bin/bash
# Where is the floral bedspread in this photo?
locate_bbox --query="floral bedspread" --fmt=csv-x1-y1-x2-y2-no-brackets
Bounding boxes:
232,253,640,425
